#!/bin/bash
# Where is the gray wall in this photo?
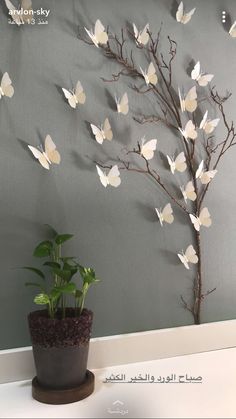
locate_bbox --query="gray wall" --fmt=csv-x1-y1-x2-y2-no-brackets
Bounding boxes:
1,0,236,350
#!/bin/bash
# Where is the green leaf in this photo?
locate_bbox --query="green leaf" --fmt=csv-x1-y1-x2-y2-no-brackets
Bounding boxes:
21,266,45,279
33,241,53,257
56,283,77,294
34,293,50,305
75,289,83,299
52,268,72,282
25,282,46,292
50,288,61,301
55,234,73,245
43,261,61,269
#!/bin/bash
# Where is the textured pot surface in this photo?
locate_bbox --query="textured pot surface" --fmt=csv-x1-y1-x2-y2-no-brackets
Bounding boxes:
28,308,93,389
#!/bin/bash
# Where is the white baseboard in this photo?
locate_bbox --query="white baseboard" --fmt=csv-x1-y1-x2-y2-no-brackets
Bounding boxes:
1,319,236,384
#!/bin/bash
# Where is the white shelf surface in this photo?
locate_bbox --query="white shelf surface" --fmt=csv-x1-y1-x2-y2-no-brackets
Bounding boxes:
0,346,236,418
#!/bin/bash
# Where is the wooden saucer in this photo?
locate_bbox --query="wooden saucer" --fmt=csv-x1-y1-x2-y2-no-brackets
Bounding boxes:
32,370,95,404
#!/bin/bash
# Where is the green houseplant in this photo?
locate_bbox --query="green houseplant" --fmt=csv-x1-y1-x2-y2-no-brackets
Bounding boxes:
23,225,99,404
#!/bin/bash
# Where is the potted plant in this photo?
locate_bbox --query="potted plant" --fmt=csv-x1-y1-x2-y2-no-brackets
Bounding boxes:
23,226,100,404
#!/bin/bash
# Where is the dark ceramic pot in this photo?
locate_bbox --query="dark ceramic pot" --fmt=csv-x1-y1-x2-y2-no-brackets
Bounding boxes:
28,308,93,390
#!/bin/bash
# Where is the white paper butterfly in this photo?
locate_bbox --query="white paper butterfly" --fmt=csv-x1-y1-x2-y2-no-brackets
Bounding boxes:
140,62,158,85
140,138,157,160
133,23,149,45
115,92,129,115
178,86,197,113
28,135,61,170
62,81,86,109
180,181,196,203
155,203,174,227
176,1,196,24
96,165,121,188
191,62,214,87
84,19,108,48
91,118,113,144
179,120,197,141
178,245,198,270
167,152,187,174
0,72,14,99
189,207,212,231
5,0,33,25
229,21,236,37
195,160,217,185
199,111,220,134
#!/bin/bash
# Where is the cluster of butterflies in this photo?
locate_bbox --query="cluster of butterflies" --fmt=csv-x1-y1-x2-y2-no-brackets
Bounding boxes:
155,201,211,270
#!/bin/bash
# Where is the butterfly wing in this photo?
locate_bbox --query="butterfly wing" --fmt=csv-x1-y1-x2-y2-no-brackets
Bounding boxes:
197,74,214,87
21,0,33,23
195,160,204,179
75,80,86,104
1,72,14,97
180,186,187,203
96,165,108,187
189,214,200,231
200,170,217,185
204,118,220,134
185,245,198,264
185,86,197,112
107,165,121,187
191,61,200,81
133,23,139,40
94,19,108,45
176,1,184,22
185,181,196,201
178,252,189,269
167,155,175,174
91,124,104,144
45,135,61,164
178,88,185,112
162,203,174,224
118,92,129,115
175,152,187,172
182,7,196,24
141,139,157,160
5,0,23,25
155,208,163,226
28,146,50,170
199,207,212,227
103,118,113,140
139,23,149,45
62,88,77,109
184,120,197,140
147,62,158,85
199,111,208,130
229,21,236,37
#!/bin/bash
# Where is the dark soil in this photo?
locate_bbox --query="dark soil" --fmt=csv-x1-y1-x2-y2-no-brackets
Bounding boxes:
28,308,93,348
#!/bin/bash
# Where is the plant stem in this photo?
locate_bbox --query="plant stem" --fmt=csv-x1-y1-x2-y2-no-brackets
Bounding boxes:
193,230,202,324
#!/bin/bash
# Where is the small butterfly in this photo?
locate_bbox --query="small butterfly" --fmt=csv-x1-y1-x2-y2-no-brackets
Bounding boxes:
5,0,33,25
191,62,214,87
0,72,14,99
178,86,197,113
176,1,196,24
178,245,198,270
155,203,174,227
62,80,86,108
179,120,197,141
167,152,187,174
96,165,121,188
115,92,129,115
140,138,157,160
195,160,217,185
28,135,61,170
91,118,113,144
133,23,149,45
189,207,212,231
84,19,108,48
229,21,236,37
199,111,220,134
180,181,196,203
140,62,158,85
